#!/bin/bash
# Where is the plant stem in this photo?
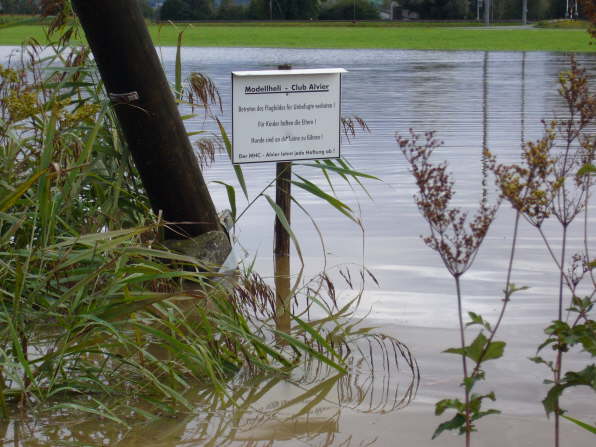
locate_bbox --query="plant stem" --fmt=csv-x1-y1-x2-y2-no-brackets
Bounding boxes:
471,211,521,380
0,367,8,419
536,225,574,292
583,157,595,287
554,223,568,447
558,225,567,322
454,275,471,447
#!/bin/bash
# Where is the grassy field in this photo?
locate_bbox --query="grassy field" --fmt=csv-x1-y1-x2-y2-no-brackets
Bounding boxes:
0,22,593,52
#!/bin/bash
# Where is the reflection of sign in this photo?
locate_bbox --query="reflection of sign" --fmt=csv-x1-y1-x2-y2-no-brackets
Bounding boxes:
232,68,346,164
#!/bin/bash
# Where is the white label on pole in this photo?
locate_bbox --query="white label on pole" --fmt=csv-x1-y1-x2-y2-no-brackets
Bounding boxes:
232,68,345,164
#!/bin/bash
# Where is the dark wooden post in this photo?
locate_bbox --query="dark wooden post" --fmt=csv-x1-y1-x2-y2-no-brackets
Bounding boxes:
274,64,292,336
274,161,292,335
71,0,221,239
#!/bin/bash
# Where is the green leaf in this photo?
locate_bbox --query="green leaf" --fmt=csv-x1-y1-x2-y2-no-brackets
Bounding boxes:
295,162,380,180
483,341,506,361
52,402,129,428
435,398,463,416
466,332,488,363
577,163,596,177
432,414,466,439
466,312,492,331
272,330,347,374
472,409,501,421
469,391,496,413
543,384,564,415
561,415,596,434
175,28,186,101
0,169,49,212
463,372,485,393
294,315,343,363
292,174,355,222
445,334,504,364
444,347,466,356
263,194,303,261
529,356,553,368
213,181,237,223
216,117,248,199
505,283,529,296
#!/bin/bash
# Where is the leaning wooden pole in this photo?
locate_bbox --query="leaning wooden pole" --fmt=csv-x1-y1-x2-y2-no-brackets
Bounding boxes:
72,0,221,239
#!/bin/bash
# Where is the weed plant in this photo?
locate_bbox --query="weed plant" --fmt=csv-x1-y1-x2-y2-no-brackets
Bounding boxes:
399,59,595,445
492,59,595,444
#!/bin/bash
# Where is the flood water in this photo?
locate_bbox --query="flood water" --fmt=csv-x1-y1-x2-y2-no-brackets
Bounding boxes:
1,46,595,446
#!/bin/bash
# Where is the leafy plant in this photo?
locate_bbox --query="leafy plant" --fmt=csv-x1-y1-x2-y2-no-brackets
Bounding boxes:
491,57,595,445
397,130,519,446
399,57,595,446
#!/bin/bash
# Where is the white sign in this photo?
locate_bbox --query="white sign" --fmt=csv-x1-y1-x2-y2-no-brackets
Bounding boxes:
232,68,346,164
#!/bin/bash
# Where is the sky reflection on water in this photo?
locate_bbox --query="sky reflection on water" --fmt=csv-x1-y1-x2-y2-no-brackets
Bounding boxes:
1,46,594,446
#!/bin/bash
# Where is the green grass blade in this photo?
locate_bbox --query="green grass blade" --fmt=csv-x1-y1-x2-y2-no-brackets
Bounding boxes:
296,161,380,180
293,315,344,363
292,175,355,222
216,117,248,199
273,330,347,374
175,28,186,101
213,181,237,222
263,194,303,261
0,169,49,212
561,415,596,434
52,402,130,428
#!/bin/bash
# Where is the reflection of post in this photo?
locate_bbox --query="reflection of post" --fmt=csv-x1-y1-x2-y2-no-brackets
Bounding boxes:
522,0,527,25
484,0,490,26
521,52,526,148
275,64,292,338
275,162,292,337
481,51,489,203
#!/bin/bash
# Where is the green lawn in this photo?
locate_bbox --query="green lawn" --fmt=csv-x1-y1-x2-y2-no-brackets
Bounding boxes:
0,23,593,52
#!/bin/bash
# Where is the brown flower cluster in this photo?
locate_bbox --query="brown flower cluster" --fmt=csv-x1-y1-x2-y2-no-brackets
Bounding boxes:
398,130,499,277
491,58,594,229
487,127,559,227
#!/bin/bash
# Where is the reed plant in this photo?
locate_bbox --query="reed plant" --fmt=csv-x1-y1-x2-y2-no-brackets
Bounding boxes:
0,30,414,431
0,11,424,438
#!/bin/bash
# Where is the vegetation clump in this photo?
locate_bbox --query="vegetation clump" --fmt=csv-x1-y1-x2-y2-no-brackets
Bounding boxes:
0,25,414,428
399,57,595,445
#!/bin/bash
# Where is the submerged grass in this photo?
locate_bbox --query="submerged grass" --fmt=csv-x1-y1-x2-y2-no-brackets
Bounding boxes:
0,23,594,52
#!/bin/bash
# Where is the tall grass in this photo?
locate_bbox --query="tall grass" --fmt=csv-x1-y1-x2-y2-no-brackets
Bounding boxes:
0,30,416,429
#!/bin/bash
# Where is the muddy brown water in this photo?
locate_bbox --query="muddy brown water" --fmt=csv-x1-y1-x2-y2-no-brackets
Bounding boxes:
1,47,595,446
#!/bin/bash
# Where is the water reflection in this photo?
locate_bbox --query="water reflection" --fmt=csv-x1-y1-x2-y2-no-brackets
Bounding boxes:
0,336,418,447
0,46,594,445
521,51,526,148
